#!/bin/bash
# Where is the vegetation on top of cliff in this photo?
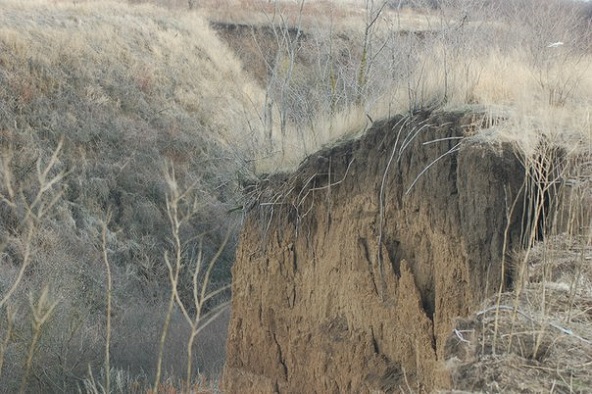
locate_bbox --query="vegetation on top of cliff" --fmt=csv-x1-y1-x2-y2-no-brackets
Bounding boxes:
195,0,592,173
199,1,592,392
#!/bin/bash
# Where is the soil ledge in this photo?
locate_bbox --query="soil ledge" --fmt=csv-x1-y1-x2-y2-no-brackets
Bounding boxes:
223,110,526,393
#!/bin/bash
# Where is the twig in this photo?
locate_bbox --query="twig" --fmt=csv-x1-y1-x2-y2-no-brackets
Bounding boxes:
477,305,592,345
308,158,355,192
454,328,472,343
422,136,464,145
101,211,113,394
405,142,461,195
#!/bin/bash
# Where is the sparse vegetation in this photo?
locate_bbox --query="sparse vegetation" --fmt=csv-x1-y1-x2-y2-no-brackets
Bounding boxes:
0,0,591,392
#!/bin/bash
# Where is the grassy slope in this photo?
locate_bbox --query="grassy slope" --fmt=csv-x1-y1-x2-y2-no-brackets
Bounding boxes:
0,1,264,391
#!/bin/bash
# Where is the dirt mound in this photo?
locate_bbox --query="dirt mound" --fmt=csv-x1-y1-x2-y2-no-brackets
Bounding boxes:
222,110,529,392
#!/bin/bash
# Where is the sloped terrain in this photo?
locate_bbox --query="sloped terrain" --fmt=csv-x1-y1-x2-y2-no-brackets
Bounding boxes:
0,1,263,391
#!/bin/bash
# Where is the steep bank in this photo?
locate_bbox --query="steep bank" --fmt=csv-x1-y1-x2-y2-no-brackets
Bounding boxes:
223,110,528,393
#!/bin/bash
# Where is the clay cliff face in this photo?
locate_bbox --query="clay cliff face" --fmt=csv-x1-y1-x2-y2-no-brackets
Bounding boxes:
223,110,526,393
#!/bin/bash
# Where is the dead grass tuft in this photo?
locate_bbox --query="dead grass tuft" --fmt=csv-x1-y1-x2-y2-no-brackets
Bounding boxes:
446,236,592,393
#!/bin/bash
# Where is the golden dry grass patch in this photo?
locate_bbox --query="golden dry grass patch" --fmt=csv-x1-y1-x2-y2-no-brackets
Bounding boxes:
0,0,267,145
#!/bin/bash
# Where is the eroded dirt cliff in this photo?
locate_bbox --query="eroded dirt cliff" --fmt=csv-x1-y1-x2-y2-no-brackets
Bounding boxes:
223,110,526,393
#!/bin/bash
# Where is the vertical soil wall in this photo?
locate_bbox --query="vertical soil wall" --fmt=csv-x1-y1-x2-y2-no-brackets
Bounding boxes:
223,110,526,393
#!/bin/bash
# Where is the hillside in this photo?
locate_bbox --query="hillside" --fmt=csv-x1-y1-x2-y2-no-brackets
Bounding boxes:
0,0,264,391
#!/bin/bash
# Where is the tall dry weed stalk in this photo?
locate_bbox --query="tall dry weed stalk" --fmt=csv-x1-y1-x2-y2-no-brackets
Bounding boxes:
0,306,14,376
0,138,66,309
20,287,58,394
153,161,231,392
101,212,113,394
0,137,66,390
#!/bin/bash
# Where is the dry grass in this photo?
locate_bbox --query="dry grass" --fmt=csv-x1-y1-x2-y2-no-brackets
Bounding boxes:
446,236,592,393
198,0,592,172
0,0,265,143
0,0,250,391
199,0,441,32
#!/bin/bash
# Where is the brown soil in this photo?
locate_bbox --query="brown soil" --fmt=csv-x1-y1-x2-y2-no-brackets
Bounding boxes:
222,110,528,393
